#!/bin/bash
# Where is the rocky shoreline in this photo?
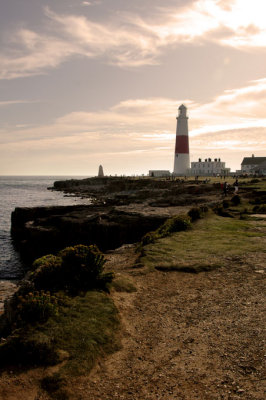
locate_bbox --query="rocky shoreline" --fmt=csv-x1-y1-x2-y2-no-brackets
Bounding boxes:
11,177,222,267
11,205,168,265
0,281,17,315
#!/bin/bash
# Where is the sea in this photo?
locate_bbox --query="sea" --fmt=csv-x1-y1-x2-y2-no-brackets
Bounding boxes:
0,176,91,280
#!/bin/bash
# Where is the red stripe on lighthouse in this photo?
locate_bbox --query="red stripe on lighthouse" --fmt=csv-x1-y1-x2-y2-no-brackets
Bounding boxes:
175,135,189,154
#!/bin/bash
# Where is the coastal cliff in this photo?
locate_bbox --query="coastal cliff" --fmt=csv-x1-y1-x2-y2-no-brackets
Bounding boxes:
11,177,221,265
11,205,168,264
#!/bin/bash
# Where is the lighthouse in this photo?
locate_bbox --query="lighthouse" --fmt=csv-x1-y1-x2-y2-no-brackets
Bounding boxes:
173,104,190,175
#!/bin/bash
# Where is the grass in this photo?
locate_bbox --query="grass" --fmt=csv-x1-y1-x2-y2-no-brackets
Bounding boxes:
140,212,266,273
0,291,120,378
242,177,266,191
35,291,120,376
0,243,121,398
111,276,137,293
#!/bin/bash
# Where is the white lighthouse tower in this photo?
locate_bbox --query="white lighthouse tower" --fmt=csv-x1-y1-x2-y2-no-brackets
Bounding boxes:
173,104,190,175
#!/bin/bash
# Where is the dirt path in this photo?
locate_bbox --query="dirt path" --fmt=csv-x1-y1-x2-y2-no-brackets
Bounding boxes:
66,246,265,400
0,243,265,400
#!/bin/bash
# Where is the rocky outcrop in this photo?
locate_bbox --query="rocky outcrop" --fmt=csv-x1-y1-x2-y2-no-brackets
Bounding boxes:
51,177,219,206
11,205,168,265
11,178,221,267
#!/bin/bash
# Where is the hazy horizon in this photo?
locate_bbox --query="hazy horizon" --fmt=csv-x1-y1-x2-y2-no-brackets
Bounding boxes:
1,0,266,175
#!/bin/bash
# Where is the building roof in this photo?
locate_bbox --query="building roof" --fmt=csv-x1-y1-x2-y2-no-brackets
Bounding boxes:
241,157,266,166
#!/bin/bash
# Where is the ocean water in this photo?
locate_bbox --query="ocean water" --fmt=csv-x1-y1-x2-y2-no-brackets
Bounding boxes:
0,176,91,280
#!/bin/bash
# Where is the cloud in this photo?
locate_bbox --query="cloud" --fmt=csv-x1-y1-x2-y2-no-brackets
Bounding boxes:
45,7,160,67
1,78,266,165
189,78,266,134
81,1,102,6
0,100,37,107
0,29,81,79
170,0,266,48
1,0,266,79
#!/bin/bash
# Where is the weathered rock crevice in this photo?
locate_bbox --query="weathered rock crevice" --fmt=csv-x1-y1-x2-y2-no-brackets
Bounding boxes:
11,205,168,265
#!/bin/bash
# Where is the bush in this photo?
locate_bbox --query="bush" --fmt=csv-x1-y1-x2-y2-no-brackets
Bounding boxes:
30,255,62,291
59,245,113,292
158,215,191,236
0,332,59,367
253,204,266,213
16,291,59,324
222,200,230,209
141,231,159,245
140,215,192,246
231,194,241,206
59,244,105,280
250,178,260,183
31,245,113,293
32,254,61,271
214,205,234,218
188,207,202,221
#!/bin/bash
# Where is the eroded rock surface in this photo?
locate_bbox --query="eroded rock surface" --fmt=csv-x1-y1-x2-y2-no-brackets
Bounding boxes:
11,205,168,264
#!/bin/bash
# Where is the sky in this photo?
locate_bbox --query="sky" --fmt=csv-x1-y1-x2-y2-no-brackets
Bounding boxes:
0,0,266,175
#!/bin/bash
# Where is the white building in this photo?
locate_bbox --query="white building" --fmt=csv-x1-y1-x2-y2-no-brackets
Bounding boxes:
173,105,190,175
191,158,230,176
241,155,266,175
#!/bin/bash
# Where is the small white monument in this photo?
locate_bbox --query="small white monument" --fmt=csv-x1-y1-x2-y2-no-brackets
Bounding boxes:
98,165,104,177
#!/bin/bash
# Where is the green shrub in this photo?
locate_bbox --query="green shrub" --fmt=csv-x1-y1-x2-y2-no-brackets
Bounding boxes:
59,245,113,292
214,205,234,218
158,215,191,236
188,207,202,221
249,194,266,205
32,254,61,271
231,194,241,206
250,178,260,183
253,204,266,213
16,291,59,324
140,215,191,246
30,255,62,291
31,245,113,293
141,231,159,245
59,244,105,280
